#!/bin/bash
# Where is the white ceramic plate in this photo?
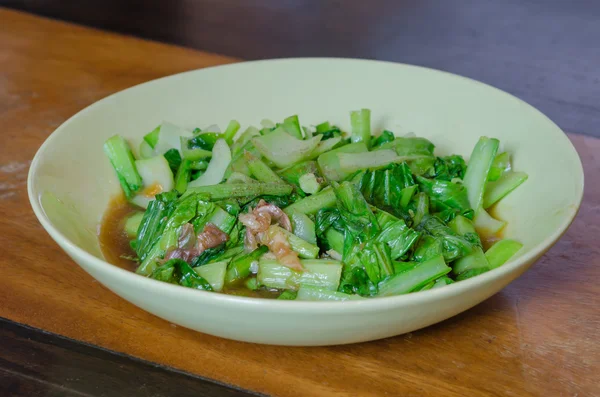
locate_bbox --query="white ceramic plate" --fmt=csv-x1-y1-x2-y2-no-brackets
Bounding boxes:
28,58,583,346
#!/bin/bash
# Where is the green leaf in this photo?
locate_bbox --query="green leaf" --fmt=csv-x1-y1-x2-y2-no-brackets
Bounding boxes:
376,137,435,156
376,219,421,260
412,235,443,262
135,191,179,263
416,176,471,216
360,162,415,211
432,155,466,181
187,132,221,151
278,290,298,300
370,130,395,148
225,246,269,285
163,148,182,173
417,215,473,262
190,244,226,267
333,181,380,250
338,263,378,297
314,121,343,140
151,259,213,291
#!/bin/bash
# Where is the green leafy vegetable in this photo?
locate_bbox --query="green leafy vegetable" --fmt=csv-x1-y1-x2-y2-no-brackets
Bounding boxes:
151,259,213,291
417,215,473,262
103,109,527,299
314,122,342,140
370,130,395,149
163,148,182,173
377,137,435,156
433,155,467,181
225,246,268,285
416,176,471,216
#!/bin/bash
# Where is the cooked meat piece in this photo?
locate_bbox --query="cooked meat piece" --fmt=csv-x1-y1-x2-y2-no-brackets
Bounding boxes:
197,223,229,251
262,227,302,271
254,200,292,231
163,223,229,264
239,200,302,270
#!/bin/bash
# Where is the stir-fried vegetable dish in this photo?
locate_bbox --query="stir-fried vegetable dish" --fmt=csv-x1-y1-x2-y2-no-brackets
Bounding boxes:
101,109,527,300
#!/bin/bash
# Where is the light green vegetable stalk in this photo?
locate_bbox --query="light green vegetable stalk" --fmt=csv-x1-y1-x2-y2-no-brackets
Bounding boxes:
463,136,500,211
104,135,143,199
223,120,241,145
473,208,506,236
483,171,528,208
245,152,287,184
350,109,371,147
195,261,228,291
185,182,293,200
299,173,323,194
296,285,365,301
318,142,368,181
252,128,322,168
124,212,144,238
488,152,511,181
188,139,231,187
284,187,337,215
485,239,523,269
257,259,343,291
377,255,451,296
266,225,320,259
290,211,317,245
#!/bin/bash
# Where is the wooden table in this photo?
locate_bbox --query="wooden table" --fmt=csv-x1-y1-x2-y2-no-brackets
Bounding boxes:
1,8,598,397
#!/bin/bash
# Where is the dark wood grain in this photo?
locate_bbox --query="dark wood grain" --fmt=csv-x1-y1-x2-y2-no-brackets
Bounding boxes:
0,8,599,397
0,318,258,397
3,0,600,137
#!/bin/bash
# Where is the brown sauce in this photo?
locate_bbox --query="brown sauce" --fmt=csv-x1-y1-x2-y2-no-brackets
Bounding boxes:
98,195,140,271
